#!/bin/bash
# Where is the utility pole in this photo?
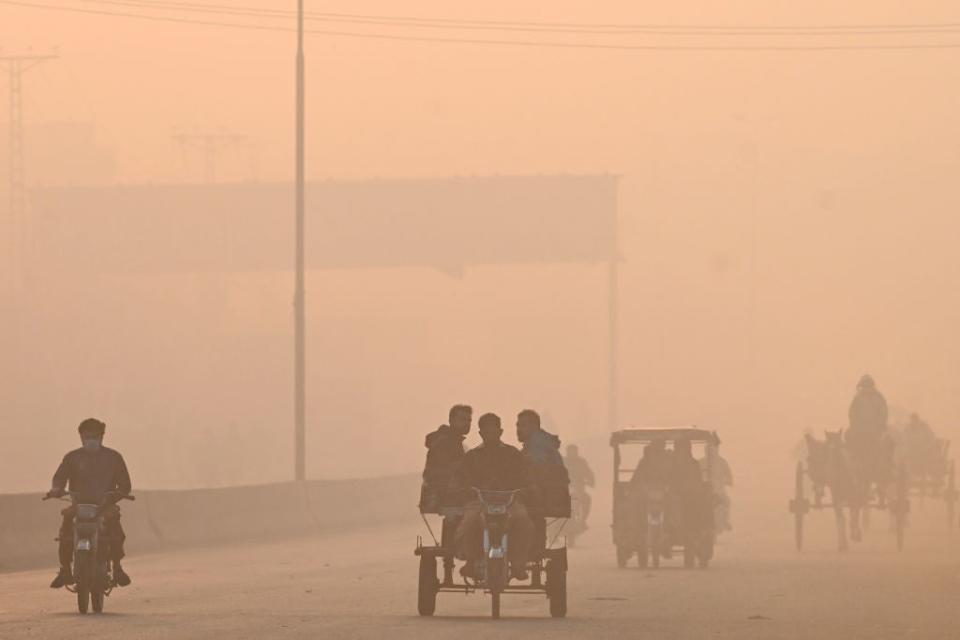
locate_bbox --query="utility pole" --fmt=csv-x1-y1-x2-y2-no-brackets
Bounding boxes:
1,51,57,294
608,196,619,433
171,131,246,183
294,0,307,481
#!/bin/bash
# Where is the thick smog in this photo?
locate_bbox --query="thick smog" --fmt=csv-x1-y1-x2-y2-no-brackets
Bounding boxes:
1,1,958,638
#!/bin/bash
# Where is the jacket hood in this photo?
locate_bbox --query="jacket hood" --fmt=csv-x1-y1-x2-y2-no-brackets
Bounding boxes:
425,424,463,448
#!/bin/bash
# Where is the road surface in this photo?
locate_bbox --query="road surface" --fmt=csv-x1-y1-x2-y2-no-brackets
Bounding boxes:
0,509,957,639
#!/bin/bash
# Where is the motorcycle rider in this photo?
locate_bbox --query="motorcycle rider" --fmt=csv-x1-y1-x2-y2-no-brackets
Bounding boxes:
564,444,594,523
454,413,535,580
47,418,132,589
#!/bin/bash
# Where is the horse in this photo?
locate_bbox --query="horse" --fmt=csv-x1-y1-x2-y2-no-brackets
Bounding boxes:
806,429,895,551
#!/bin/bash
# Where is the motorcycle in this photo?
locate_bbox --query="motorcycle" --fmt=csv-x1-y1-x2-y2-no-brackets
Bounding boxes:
472,488,519,618
43,490,135,614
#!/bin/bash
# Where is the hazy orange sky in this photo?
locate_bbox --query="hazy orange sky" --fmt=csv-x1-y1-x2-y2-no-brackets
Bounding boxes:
2,1,959,491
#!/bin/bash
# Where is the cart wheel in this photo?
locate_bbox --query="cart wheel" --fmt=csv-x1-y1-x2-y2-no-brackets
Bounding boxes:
417,555,438,617
895,466,909,552
547,563,567,618
945,461,956,531
790,462,808,551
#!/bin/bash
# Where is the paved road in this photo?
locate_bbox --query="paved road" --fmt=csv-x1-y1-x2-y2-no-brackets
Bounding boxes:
0,512,957,639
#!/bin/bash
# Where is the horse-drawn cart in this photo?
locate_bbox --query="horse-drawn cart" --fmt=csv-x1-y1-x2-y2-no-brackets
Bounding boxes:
791,431,910,552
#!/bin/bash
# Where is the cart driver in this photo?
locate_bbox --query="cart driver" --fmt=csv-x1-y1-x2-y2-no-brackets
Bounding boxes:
454,413,535,581
846,374,889,460
631,440,670,487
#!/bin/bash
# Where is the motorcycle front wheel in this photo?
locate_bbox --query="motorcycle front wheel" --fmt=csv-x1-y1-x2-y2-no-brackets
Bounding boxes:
75,555,92,614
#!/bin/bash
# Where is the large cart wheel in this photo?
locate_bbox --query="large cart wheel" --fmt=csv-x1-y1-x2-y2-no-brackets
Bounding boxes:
546,563,567,618
790,462,808,551
894,466,909,552
945,461,957,531
417,555,438,617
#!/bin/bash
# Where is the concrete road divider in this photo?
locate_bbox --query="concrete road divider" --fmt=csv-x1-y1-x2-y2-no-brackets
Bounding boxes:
0,475,420,573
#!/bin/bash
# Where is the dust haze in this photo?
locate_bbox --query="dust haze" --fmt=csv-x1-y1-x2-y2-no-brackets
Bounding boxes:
1,0,959,637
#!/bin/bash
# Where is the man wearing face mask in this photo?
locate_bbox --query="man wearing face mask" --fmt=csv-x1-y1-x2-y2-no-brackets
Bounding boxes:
46,418,132,589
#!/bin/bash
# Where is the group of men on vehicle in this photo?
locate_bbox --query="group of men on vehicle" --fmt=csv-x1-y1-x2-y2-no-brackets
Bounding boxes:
420,405,591,580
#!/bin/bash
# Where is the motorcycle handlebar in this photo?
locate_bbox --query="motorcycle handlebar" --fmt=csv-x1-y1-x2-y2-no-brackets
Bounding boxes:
42,490,136,502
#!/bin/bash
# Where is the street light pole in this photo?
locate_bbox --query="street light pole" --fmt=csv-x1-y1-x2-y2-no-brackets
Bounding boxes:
294,0,306,481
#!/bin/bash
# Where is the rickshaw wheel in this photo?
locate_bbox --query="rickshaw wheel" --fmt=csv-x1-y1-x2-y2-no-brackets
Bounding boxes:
417,555,438,616
547,564,567,618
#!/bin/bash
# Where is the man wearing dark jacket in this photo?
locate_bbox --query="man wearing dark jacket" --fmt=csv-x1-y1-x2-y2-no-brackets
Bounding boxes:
516,409,570,520
516,410,564,465
420,404,472,512
454,413,535,580
47,418,132,589
847,374,889,456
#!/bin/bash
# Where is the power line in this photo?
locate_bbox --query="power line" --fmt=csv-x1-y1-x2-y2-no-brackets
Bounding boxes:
5,0,960,50
79,0,960,37
79,0,960,34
